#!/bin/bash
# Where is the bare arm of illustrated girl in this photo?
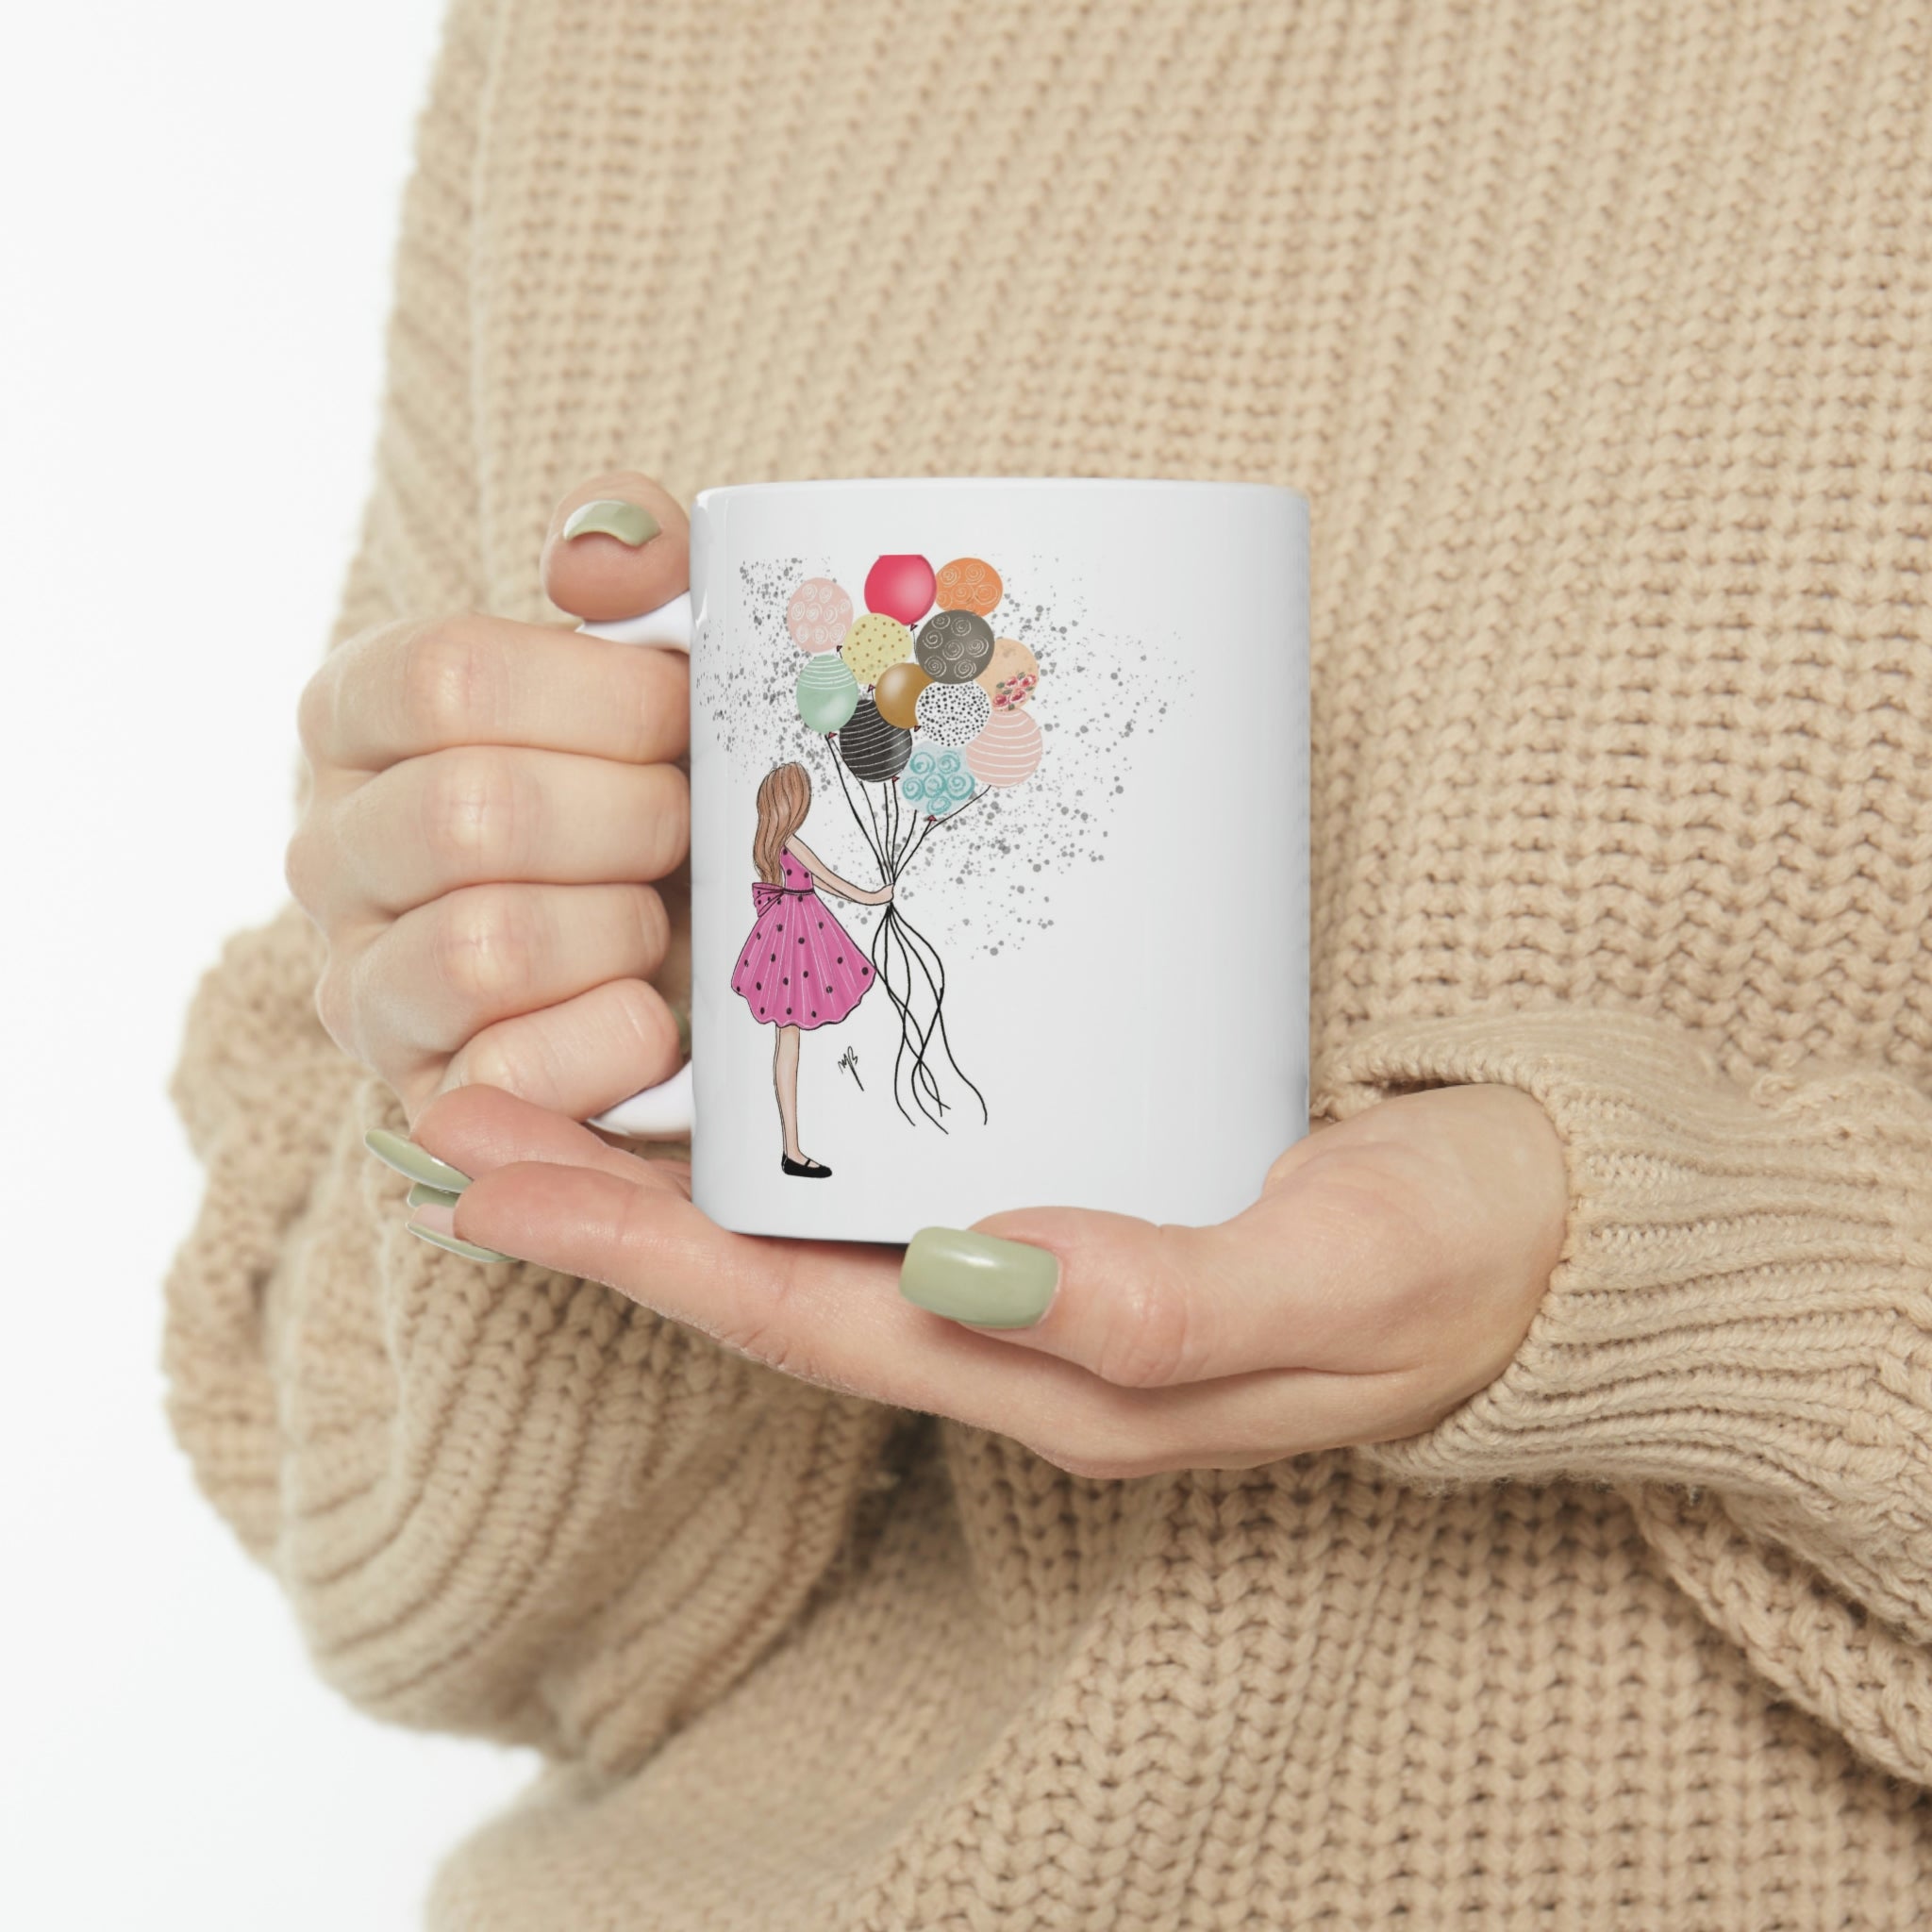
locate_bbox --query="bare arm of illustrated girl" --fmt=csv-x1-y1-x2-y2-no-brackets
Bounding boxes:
786,835,893,906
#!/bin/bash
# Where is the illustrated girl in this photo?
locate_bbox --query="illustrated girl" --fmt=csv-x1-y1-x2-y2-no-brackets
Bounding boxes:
730,760,892,1176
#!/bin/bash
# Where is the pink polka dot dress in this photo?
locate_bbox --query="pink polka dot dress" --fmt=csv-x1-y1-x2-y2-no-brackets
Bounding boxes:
731,850,876,1028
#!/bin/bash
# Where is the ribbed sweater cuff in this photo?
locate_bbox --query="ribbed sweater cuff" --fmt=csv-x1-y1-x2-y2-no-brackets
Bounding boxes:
1311,1007,1932,1516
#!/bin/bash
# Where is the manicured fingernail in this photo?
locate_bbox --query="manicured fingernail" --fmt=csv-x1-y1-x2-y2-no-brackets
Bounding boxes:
406,1221,514,1264
900,1227,1059,1328
563,498,659,546
671,999,691,1060
406,1191,459,1232
364,1128,470,1192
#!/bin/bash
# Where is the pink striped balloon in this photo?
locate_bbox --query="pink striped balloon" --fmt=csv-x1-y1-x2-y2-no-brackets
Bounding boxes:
964,708,1042,787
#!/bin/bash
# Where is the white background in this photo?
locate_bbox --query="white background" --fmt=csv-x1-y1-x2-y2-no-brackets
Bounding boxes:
0,6,540,1927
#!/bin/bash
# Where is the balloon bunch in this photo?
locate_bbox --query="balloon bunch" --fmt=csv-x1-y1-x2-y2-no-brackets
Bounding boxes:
787,553,1045,1129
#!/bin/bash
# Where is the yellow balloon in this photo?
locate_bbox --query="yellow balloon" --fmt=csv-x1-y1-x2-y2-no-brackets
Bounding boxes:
840,612,911,687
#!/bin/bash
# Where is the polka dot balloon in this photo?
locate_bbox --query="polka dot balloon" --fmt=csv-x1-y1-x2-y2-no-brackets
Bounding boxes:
914,678,991,747
840,611,912,687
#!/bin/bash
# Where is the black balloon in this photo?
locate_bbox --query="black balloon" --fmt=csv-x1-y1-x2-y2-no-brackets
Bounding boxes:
914,608,995,684
837,695,912,780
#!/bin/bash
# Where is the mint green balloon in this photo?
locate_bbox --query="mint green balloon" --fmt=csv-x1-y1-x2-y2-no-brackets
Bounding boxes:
796,655,859,732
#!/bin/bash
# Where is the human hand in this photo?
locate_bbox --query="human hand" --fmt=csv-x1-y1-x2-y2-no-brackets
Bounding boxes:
870,882,896,906
385,1079,1569,1477
287,474,693,1127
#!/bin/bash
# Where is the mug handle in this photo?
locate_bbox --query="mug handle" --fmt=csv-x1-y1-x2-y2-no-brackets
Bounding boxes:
576,593,696,1138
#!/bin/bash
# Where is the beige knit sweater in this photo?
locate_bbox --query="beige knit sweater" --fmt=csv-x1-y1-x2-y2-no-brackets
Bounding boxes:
163,2,1932,1924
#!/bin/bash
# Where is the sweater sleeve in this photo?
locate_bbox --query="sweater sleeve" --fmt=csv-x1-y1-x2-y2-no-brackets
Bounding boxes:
1313,1003,1932,1790
160,0,906,1774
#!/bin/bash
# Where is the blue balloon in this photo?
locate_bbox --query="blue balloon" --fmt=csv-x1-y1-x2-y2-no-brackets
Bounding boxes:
901,744,975,817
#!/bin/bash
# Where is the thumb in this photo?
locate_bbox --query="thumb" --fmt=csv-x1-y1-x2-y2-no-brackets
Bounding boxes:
896,1205,1274,1388
541,471,691,622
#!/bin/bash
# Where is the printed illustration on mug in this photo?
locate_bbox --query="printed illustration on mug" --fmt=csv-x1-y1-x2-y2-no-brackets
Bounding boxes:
705,544,1180,1170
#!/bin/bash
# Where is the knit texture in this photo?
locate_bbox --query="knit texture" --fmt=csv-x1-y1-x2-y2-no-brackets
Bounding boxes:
163,1,1932,1924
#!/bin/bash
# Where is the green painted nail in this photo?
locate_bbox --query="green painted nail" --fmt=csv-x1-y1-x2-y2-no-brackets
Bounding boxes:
407,1181,462,1211
364,1128,471,1192
406,1222,515,1265
672,999,692,1060
562,498,659,546
900,1227,1059,1328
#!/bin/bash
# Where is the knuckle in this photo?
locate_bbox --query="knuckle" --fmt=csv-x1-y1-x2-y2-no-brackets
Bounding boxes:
629,884,671,967
721,1280,805,1378
1090,1231,1199,1390
433,887,541,1010
1091,1277,1195,1391
294,664,335,760
282,818,322,908
1310,1146,1452,1330
421,748,527,875
398,615,495,744
641,768,691,876
708,1258,864,1396
456,1021,558,1107
313,954,357,1054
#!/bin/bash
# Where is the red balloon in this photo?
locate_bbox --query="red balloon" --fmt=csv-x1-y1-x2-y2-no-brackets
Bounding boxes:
865,554,936,625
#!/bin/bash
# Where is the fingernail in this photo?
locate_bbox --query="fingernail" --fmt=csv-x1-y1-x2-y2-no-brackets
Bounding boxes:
563,498,660,546
406,1189,460,1232
406,1221,515,1264
364,1128,470,1192
671,998,691,1060
900,1227,1059,1328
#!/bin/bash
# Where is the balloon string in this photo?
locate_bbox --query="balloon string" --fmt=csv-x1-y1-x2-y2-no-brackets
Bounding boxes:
826,737,885,871
861,875,950,1131
894,786,923,874
867,894,920,1128
822,740,986,1129
891,903,989,1127
920,784,994,835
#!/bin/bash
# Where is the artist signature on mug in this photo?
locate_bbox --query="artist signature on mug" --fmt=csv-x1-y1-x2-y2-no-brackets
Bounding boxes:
837,1045,863,1090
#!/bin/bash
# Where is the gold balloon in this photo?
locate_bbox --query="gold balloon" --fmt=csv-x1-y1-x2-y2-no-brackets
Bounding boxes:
874,658,931,729
840,612,911,686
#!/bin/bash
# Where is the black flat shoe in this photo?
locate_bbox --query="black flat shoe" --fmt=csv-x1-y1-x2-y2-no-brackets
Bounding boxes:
781,1154,833,1178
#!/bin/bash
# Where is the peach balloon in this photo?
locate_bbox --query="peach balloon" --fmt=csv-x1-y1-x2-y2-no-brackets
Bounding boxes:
975,636,1040,710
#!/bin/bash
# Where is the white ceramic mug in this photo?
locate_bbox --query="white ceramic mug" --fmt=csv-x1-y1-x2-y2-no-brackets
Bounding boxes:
581,477,1308,1244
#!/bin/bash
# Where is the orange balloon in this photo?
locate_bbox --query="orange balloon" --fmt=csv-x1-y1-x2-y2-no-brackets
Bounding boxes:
874,658,931,729
935,557,1002,617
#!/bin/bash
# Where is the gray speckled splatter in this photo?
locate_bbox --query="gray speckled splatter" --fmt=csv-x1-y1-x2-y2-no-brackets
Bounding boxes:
692,553,1188,961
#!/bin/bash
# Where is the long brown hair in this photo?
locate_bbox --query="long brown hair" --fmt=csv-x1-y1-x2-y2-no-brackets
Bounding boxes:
753,761,811,883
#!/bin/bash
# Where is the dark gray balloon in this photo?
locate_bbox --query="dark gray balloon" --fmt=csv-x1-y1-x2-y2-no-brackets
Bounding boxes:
914,608,995,685
837,695,912,781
